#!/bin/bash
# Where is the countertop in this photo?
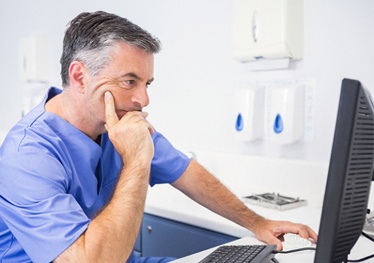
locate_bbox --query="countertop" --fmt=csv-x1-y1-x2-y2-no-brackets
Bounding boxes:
144,184,322,238
144,151,328,238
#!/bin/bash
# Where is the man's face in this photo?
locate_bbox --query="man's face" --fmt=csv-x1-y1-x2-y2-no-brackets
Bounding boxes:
84,42,155,127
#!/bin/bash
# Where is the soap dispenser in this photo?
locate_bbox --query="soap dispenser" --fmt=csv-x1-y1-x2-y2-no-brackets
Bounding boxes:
266,85,304,144
234,86,264,142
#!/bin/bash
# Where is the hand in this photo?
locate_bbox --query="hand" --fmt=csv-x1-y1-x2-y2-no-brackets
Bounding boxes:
104,91,154,165
252,219,318,250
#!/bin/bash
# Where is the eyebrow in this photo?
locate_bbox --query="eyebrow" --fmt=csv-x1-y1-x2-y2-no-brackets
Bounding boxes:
121,72,154,83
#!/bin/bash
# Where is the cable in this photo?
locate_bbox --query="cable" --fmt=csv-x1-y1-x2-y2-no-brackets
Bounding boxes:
273,247,316,254
273,247,374,262
271,231,374,262
346,231,374,262
362,231,374,243
347,254,374,262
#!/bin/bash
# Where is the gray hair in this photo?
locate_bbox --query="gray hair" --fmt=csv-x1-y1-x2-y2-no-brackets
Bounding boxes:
60,11,161,87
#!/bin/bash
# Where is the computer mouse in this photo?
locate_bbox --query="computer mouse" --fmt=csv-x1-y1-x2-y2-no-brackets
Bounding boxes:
282,233,313,251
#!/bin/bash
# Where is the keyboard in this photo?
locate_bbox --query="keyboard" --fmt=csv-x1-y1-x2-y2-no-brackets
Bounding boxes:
198,245,277,263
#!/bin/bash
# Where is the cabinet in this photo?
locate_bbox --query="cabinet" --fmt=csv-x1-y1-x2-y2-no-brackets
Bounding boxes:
135,213,238,258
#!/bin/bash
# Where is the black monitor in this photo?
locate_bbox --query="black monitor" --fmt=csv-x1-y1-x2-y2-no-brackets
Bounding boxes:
314,79,374,262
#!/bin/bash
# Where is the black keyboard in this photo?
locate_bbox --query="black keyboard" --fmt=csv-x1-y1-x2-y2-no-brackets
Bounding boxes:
198,245,276,263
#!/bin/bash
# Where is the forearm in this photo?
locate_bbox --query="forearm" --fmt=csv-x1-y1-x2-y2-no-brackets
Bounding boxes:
173,161,318,250
172,160,264,232
55,162,150,263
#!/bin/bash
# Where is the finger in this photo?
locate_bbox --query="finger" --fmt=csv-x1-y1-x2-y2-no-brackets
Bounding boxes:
148,124,155,135
260,232,283,250
104,91,119,130
281,223,318,243
268,236,283,250
309,229,318,243
142,112,155,135
300,226,318,243
136,111,155,135
275,239,283,251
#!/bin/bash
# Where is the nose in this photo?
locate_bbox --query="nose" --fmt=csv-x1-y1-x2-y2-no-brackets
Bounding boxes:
132,85,150,108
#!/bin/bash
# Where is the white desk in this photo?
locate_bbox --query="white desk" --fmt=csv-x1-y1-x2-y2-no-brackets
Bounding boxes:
171,236,314,262
145,184,322,239
145,184,374,263
172,235,374,262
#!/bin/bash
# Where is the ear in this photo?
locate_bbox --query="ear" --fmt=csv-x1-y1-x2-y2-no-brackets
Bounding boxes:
68,61,87,94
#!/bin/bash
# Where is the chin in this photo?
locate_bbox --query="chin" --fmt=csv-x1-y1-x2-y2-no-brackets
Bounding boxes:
116,110,127,119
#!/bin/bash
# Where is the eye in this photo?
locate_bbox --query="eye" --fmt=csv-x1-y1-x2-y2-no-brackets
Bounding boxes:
146,79,154,88
124,80,135,85
120,80,136,89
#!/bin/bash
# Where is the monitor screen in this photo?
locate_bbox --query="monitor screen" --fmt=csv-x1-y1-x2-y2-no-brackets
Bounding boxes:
314,79,374,262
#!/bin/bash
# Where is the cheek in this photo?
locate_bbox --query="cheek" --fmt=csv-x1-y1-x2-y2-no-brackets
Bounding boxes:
111,90,133,107
97,91,124,120
86,91,107,122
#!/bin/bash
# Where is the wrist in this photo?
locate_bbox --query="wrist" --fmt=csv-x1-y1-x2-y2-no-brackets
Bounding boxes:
243,212,266,233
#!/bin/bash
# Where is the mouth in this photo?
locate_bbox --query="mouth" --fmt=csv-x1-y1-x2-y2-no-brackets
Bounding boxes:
116,107,143,118
116,109,128,118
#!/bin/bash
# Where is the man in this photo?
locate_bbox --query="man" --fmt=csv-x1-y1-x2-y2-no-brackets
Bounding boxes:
0,11,317,263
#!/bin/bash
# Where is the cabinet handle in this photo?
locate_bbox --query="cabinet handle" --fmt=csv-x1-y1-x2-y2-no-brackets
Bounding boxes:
147,226,152,233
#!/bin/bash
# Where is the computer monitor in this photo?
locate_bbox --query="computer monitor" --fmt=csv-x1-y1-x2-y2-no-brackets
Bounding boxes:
314,79,374,263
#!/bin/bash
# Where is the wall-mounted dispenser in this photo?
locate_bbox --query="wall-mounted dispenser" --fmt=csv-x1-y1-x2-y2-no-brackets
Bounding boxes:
232,0,304,62
234,86,264,141
266,84,305,144
18,36,49,116
19,36,49,82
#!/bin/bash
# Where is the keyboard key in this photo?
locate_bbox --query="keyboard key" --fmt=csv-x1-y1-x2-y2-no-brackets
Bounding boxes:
199,245,276,263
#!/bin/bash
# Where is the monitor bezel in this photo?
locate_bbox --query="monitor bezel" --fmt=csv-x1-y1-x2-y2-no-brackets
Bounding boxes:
314,78,374,262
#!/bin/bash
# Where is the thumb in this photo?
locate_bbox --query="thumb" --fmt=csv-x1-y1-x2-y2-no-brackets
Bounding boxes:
259,233,283,251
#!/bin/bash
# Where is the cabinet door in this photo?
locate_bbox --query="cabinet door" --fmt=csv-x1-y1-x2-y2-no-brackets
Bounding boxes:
141,213,238,258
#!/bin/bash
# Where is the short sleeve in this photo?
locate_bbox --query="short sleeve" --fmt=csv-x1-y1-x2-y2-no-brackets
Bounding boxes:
0,151,90,263
150,131,191,186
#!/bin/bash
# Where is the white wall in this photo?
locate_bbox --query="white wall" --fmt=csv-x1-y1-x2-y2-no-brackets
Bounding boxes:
0,0,373,163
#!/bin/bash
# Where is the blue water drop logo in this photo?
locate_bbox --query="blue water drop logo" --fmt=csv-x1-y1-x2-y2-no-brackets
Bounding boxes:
236,113,244,131
274,114,284,134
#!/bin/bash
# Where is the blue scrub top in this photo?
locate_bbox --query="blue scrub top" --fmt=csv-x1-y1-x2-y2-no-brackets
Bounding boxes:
0,87,190,263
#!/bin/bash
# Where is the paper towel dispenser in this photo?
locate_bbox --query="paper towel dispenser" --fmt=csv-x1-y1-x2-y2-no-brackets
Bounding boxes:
232,0,304,62
19,36,49,82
